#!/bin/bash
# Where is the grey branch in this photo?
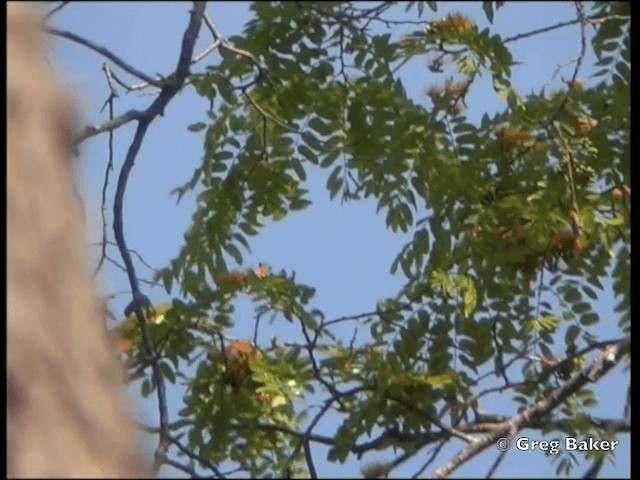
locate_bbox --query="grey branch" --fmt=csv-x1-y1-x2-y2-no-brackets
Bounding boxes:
45,26,164,87
78,109,145,142
431,336,630,478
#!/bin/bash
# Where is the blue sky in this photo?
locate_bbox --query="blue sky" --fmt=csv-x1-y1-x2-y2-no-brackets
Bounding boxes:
49,2,629,477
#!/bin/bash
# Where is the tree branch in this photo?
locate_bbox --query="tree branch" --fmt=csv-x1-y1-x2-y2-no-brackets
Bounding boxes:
431,336,630,478
161,456,204,478
42,1,70,22
109,2,206,475
169,434,224,477
44,26,164,87
79,109,145,142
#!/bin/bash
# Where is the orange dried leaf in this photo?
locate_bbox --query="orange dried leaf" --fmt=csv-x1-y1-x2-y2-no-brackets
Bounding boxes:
567,79,584,92
228,340,253,356
256,392,272,403
253,263,271,279
214,272,247,287
496,127,532,148
118,337,134,355
223,341,263,389
548,231,575,251
611,188,624,200
576,117,597,134
572,235,587,257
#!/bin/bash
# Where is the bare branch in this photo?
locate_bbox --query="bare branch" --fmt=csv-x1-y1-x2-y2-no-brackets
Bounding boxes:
42,1,70,23
169,435,224,477
281,399,333,477
110,2,206,475
44,26,164,87
192,38,222,64
92,81,116,278
485,450,507,478
105,63,158,93
321,302,412,330
79,109,145,142
504,18,582,44
102,253,160,288
303,440,317,479
568,1,588,89
503,13,629,44
105,240,159,272
412,440,447,478
161,456,204,478
203,13,272,87
431,336,630,478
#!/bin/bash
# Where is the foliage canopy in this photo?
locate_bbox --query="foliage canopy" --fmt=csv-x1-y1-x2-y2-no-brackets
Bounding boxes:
54,1,630,477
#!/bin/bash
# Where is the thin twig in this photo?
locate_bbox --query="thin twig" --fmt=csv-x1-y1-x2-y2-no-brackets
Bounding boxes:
412,440,447,478
106,66,158,93
161,456,204,478
568,1,588,90
103,255,160,287
98,240,159,272
42,1,70,23
192,38,222,64
280,399,334,477
243,91,299,133
504,18,582,44
203,15,260,71
503,13,629,44
93,65,118,278
169,435,224,477
485,449,508,478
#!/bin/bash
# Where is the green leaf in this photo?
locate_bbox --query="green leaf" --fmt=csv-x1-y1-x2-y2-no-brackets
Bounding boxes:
327,165,342,199
224,243,243,265
159,361,176,383
212,151,234,161
233,232,251,253
581,285,598,301
579,312,599,326
565,325,581,345
141,378,154,398
290,198,312,211
308,117,333,136
298,144,317,164
562,287,581,304
482,2,495,24
290,158,307,181
571,302,591,315
217,80,237,104
320,149,341,168
188,122,207,132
